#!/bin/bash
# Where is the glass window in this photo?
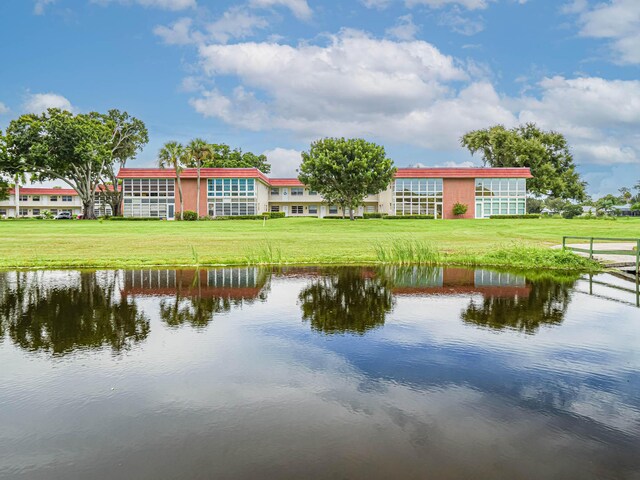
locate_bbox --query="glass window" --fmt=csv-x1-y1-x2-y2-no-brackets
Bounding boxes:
50,196,58,202
308,205,318,214
308,190,317,195
291,205,304,214
394,179,443,218
0,209,6,215
270,205,280,212
271,187,279,195
32,209,40,215
291,187,304,196
19,195,28,202
329,206,338,214
62,196,73,202
474,178,527,219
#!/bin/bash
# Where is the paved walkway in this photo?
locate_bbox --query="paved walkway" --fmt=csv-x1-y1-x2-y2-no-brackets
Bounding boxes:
553,242,638,266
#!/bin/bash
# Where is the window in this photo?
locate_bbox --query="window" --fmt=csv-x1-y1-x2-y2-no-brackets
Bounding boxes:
19,195,28,202
474,178,526,219
19,209,29,216
50,196,58,202
291,187,304,196
366,205,376,213
32,196,40,202
208,200,257,217
208,178,255,198
271,187,280,195
122,178,175,218
62,196,73,202
50,209,58,214
308,190,317,195
394,178,443,218
0,209,6,216
308,205,318,214
291,205,304,214
270,205,280,212
329,205,338,214
32,209,40,216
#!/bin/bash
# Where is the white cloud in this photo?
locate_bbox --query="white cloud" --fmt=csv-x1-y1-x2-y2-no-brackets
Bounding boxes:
567,0,640,64
0,102,9,115
206,7,269,43
153,17,198,45
92,0,196,11
386,14,419,40
33,0,55,15
249,0,312,20
263,148,302,176
438,7,485,35
23,93,75,114
406,0,491,10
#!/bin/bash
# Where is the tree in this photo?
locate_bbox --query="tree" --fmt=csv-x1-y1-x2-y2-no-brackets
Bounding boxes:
1,109,111,219
526,197,544,214
185,138,213,219
298,268,394,334
158,141,185,220
631,202,640,212
595,194,620,216
203,144,271,173
298,138,396,221
98,110,148,216
618,187,632,203
544,197,569,214
561,204,583,219
460,123,587,200
0,133,9,201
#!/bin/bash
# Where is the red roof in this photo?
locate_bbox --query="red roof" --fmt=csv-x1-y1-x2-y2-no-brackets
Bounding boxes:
118,168,271,184
270,178,304,187
9,188,77,195
394,168,532,178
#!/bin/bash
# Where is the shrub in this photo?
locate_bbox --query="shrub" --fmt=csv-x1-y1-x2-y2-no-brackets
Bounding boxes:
383,215,435,220
452,203,468,216
42,210,54,219
561,204,584,219
269,211,286,219
323,215,363,219
490,214,541,219
363,212,387,219
181,210,198,221
107,216,163,221
210,215,268,220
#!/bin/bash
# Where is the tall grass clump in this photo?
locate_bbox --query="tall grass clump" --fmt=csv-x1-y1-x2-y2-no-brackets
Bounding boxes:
374,239,441,265
245,240,283,265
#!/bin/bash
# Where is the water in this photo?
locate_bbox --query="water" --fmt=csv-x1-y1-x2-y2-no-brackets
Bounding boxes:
0,267,638,480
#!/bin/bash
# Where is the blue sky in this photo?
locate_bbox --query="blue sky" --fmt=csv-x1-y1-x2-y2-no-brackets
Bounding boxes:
0,0,638,196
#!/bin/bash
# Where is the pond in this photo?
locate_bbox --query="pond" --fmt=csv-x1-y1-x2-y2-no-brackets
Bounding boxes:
0,267,638,479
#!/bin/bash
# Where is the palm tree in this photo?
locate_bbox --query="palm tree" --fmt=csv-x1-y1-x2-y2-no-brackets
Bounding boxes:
158,141,185,220
185,138,213,219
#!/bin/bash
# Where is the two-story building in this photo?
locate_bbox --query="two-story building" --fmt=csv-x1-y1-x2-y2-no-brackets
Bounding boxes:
116,167,532,220
0,187,83,218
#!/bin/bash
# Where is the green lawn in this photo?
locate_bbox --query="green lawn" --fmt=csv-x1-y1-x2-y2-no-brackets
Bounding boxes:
0,217,638,270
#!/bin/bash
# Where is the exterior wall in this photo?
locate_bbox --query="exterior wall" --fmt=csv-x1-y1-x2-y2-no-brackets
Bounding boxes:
0,192,82,217
442,178,476,219
178,178,200,214
255,180,270,214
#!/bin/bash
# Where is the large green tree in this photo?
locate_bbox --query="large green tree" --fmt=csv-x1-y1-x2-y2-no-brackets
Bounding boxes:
0,109,112,219
460,123,586,200
0,133,9,201
98,110,148,216
202,144,271,173
298,137,396,220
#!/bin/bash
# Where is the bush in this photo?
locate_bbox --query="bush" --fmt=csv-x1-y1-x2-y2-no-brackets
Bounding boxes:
561,204,584,219
269,211,286,219
490,214,541,219
107,216,163,221
181,210,198,221
209,215,268,220
363,212,387,219
383,215,435,220
452,203,468,216
323,215,363,219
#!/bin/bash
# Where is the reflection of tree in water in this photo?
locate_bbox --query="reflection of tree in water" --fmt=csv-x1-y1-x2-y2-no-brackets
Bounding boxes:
0,271,149,355
298,268,395,335
158,268,270,329
461,279,573,334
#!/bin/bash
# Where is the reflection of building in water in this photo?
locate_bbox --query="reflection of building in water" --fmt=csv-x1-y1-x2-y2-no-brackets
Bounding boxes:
383,267,530,298
122,268,270,301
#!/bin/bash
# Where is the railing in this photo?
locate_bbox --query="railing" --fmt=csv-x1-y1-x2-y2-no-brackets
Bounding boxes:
563,236,640,275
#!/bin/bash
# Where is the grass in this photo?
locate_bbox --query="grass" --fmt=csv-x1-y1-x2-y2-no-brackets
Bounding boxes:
0,216,638,271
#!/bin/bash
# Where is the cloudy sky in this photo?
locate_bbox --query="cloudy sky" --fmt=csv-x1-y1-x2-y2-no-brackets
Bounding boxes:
0,0,639,196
